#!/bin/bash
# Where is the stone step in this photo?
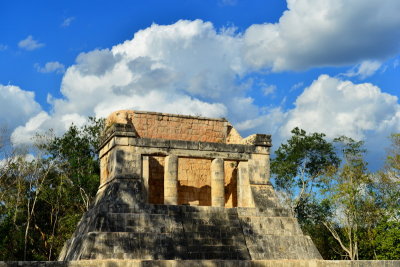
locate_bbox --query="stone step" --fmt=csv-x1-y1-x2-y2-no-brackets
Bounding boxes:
63,232,188,260
91,201,293,218
89,213,183,233
239,216,302,236
74,209,300,237
64,231,250,260
237,207,292,217
244,235,321,260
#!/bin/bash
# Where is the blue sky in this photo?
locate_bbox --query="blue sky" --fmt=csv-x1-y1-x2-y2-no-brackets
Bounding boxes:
1,0,399,169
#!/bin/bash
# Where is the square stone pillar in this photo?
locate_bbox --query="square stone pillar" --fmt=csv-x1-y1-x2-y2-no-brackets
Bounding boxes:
211,158,225,207
164,155,178,205
107,148,142,180
237,161,254,207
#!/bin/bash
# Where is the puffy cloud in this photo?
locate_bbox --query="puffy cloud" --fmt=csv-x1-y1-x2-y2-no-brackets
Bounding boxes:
9,3,400,165
243,0,400,71
278,75,400,168
11,112,50,145
0,85,42,131
53,20,245,118
35,61,65,73
280,75,400,139
18,35,45,51
12,20,254,145
344,60,382,80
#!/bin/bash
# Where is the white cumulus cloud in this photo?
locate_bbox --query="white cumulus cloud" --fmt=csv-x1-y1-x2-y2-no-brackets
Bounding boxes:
278,75,400,169
18,35,45,51
12,20,254,145
243,0,400,71
0,85,42,131
35,61,65,73
280,75,400,140
8,0,400,164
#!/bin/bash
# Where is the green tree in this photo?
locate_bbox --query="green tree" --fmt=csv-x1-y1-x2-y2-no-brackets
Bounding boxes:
322,136,376,260
0,117,104,261
40,117,104,211
35,116,104,259
373,133,400,259
271,127,340,216
271,127,341,259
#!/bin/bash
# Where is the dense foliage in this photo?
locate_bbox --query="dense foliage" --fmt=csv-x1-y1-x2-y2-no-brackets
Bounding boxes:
271,130,400,260
0,117,104,260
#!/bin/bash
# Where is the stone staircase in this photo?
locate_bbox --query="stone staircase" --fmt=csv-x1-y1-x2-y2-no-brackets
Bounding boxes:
180,206,250,260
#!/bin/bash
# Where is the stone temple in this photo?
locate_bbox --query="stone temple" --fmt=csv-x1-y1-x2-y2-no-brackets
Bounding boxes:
59,110,322,261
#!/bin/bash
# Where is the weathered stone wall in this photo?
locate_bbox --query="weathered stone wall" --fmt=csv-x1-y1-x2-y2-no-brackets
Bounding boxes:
106,110,229,143
178,158,212,206
226,124,243,144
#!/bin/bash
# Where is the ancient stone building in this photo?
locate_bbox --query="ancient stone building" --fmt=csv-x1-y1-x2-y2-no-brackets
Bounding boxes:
59,110,322,261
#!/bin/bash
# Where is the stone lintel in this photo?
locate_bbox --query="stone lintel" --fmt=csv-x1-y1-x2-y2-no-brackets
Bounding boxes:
100,144,252,162
99,133,270,158
137,147,250,161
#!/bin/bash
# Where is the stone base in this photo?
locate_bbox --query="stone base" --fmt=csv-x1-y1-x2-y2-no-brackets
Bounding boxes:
2,260,400,267
59,178,321,261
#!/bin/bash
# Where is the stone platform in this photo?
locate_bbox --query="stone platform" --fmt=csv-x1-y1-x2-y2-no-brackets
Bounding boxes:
59,179,320,260
2,260,400,267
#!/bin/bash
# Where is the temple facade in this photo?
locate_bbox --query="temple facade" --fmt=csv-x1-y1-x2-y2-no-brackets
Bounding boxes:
59,110,322,260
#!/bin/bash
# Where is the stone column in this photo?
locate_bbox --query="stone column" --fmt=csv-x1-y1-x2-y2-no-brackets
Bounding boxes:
164,155,178,205
142,156,149,202
211,158,225,207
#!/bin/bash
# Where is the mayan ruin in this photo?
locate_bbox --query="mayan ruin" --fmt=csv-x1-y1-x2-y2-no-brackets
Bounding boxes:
58,110,322,261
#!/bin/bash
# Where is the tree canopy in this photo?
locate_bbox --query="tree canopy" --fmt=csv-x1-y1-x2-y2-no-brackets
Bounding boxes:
0,117,104,260
271,129,400,260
